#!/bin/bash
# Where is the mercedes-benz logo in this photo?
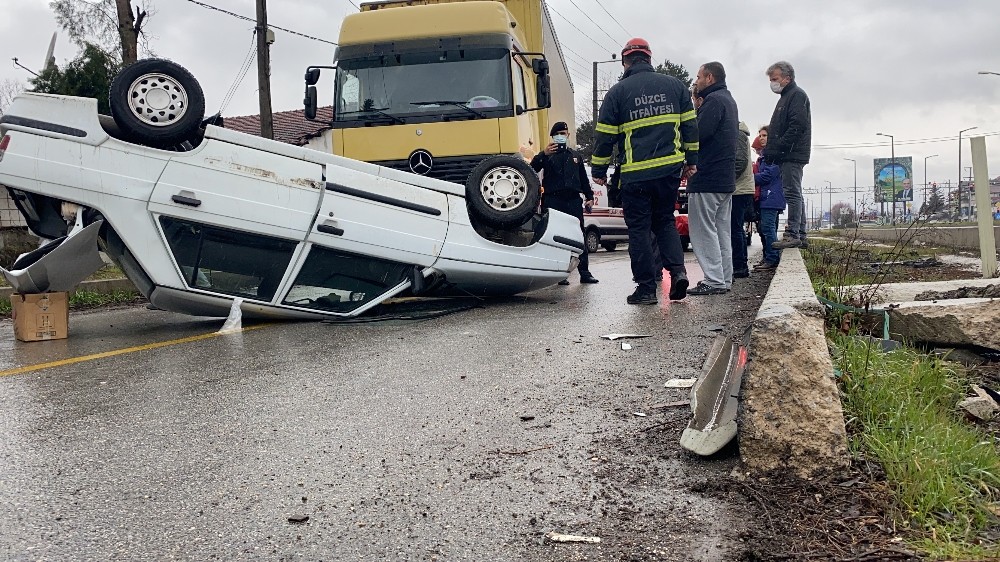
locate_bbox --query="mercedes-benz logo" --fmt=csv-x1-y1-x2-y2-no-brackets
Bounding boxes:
408,149,433,175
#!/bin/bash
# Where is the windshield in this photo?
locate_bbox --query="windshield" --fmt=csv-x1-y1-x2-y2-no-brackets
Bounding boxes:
335,48,512,123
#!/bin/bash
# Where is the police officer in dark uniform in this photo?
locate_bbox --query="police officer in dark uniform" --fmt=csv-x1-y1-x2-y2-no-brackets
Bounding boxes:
531,122,599,284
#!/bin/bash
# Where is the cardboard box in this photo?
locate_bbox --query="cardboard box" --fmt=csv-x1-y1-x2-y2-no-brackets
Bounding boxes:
10,292,69,342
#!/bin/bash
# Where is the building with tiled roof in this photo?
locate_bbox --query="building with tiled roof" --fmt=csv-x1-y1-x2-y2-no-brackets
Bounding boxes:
224,106,333,147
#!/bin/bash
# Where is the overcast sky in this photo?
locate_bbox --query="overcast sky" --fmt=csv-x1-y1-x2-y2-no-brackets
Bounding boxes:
2,0,999,214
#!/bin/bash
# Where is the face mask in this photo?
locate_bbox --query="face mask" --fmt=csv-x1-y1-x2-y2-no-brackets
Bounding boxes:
770,81,784,94
552,134,568,145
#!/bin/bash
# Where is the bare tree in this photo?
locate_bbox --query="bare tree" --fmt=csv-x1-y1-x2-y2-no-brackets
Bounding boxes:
49,0,154,64
0,79,26,116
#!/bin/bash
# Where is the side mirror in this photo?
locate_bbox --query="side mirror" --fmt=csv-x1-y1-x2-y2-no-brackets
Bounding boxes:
531,58,549,76
304,86,318,120
305,67,321,86
535,74,551,109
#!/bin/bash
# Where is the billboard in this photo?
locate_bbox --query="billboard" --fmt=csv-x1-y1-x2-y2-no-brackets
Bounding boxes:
873,157,913,202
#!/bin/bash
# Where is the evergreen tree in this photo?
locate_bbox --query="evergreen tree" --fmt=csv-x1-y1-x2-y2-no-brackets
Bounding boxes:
30,44,120,114
654,60,693,89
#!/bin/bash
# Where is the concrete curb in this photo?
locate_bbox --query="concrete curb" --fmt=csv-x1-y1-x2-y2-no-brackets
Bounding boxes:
739,249,850,477
0,278,137,302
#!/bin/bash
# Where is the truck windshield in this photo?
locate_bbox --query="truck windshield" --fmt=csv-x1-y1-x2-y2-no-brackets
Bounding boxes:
335,48,512,123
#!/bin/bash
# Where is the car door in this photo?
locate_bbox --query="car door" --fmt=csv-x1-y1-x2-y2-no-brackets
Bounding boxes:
276,164,450,315
147,139,323,303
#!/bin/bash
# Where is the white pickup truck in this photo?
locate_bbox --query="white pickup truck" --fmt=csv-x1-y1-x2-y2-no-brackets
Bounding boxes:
0,60,583,320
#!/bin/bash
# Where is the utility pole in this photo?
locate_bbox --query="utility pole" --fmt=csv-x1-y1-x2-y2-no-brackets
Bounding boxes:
844,158,857,219
923,154,938,213
958,126,977,219
256,0,274,140
877,132,896,224
591,56,618,125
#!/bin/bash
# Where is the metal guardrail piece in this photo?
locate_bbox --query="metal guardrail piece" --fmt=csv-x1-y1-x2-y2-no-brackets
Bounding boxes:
680,335,747,455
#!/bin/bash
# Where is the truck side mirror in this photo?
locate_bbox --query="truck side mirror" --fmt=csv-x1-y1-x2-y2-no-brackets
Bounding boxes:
304,86,318,120
531,58,549,76
535,74,551,109
305,68,321,86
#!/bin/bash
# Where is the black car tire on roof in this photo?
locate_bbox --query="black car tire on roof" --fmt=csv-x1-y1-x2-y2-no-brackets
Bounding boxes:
465,155,540,229
109,59,206,148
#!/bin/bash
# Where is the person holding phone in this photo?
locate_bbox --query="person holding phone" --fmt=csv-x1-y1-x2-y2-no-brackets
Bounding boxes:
531,122,598,284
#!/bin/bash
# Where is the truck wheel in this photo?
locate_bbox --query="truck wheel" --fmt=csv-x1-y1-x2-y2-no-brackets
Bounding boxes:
585,228,600,253
465,155,540,229
601,242,617,252
109,59,206,148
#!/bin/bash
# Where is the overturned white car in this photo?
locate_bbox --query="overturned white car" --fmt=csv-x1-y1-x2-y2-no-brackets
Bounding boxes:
0,60,583,319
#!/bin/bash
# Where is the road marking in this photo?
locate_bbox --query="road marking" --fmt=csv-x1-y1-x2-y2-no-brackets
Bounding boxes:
0,323,273,378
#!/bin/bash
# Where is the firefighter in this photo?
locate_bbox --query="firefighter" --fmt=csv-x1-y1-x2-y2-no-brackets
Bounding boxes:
591,38,699,305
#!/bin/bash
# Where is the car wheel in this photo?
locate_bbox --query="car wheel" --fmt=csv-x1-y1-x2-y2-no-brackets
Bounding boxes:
681,235,691,252
109,59,206,148
585,228,600,253
465,155,540,229
601,242,617,252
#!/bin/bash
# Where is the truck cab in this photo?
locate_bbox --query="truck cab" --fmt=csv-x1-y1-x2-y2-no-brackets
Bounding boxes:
304,0,575,230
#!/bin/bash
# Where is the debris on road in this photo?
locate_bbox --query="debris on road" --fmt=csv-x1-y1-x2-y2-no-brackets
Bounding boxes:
600,333,652,340
633,412,647,417
519,415,535,422
499,444,554,455
287,514,310,524
621,342,632,350
664,378,697,388
650,400,690,409
546,531,601,544
707,325,725,332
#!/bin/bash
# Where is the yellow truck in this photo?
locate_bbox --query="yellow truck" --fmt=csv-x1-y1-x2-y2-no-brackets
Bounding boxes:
303,0,575,229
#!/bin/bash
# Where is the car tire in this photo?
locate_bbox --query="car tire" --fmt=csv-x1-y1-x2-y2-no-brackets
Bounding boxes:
601,242,617,252
465,155,540,229
109,59,206,148
680,235,691,252
585,228,600,253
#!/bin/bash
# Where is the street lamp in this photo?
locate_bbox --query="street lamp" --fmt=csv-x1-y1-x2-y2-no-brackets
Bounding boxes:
923,154,938,214
876,132,896,224
844,158,857,219
592,56,618,125
958,126,977,219
824,180,832,227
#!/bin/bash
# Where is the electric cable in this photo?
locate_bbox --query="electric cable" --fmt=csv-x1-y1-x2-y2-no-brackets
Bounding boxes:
183,0,338,45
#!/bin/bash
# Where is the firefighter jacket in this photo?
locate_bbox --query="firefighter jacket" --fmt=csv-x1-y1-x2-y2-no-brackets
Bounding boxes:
590,62,699,184
530,147,594,199
763,81,811,165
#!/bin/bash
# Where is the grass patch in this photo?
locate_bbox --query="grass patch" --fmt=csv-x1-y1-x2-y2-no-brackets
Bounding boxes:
0,289,141,317
835,335,1000,558
0,264,125,288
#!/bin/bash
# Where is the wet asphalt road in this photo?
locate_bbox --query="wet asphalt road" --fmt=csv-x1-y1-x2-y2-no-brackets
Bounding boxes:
0,248,771,561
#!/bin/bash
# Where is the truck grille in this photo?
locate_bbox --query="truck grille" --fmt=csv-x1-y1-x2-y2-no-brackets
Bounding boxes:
375,155,490,184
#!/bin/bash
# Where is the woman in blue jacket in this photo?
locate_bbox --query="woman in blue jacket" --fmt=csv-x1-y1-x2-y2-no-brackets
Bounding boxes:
753,126,786,269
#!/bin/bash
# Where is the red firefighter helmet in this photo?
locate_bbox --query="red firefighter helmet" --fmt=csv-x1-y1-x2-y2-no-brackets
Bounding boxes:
621,38,652,58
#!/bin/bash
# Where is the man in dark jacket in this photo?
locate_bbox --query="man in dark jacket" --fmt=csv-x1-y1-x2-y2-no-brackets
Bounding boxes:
686,61,739,296
531,121,598,284
590,38,699,305
763,60,811,249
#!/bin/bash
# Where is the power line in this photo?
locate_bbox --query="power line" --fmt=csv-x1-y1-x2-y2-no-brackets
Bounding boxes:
346,0,359,10
587,0,633,39
548,5,617,56
565,0,624,46
219,29,258,114
183,0,338,45
814,131,1000,150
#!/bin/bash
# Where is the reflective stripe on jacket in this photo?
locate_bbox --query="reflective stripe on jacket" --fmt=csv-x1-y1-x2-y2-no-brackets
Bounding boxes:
590,62,698,184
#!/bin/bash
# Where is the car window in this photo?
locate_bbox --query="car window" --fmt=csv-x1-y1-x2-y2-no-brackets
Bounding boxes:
282,245,411,313
160,217,297,301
